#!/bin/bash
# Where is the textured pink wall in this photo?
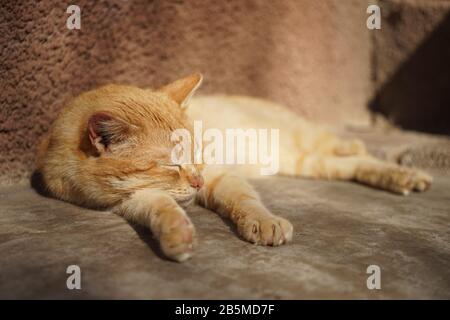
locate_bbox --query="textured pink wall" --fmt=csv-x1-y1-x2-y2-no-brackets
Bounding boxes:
0,0,373,184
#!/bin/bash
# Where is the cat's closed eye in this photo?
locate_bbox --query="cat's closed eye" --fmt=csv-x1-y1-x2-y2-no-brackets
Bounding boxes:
159,163,182,172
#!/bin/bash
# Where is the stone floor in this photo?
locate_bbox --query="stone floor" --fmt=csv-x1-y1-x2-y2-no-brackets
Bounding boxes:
0,173,449,299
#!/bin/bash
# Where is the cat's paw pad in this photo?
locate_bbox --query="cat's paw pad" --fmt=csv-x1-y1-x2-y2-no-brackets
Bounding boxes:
239,215,293,246
159,213,197,262
390,167,433,195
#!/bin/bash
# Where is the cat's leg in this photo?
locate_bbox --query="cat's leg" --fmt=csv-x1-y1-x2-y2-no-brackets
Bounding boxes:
294,154,432,195
197,167,293,245
113,189,196,262
331,138,367,157
305,129,367,156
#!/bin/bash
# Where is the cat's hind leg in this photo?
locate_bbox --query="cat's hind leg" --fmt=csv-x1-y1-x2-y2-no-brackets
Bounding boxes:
332,138,367,157
290,154,432,195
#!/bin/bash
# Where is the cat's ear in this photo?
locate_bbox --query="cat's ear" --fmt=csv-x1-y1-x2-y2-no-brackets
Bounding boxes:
87,112,135,154
159,73,203,109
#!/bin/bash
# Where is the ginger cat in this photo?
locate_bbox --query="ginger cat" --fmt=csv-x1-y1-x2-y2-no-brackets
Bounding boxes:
36,74,432,262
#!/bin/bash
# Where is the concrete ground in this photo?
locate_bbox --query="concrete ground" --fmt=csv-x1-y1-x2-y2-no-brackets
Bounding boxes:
0,172,449,299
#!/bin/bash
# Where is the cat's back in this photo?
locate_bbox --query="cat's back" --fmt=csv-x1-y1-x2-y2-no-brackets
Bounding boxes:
187,95,326,178
188,95,312,132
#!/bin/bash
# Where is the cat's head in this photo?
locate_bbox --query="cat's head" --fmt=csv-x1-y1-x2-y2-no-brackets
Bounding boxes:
81,74,204,206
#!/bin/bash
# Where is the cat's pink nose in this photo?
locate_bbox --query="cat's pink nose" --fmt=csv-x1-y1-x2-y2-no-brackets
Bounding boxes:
190,176,204,190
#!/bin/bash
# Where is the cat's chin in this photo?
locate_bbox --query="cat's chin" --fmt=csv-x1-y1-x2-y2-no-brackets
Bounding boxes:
173,192,197,208
177,197,196,208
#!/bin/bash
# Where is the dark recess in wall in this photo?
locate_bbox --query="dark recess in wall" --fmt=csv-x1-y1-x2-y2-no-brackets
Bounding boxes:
370,13,450,136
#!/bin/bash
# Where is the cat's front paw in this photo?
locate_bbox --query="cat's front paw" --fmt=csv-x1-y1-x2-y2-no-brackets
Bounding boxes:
238,215,293,246
159,212,197,262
